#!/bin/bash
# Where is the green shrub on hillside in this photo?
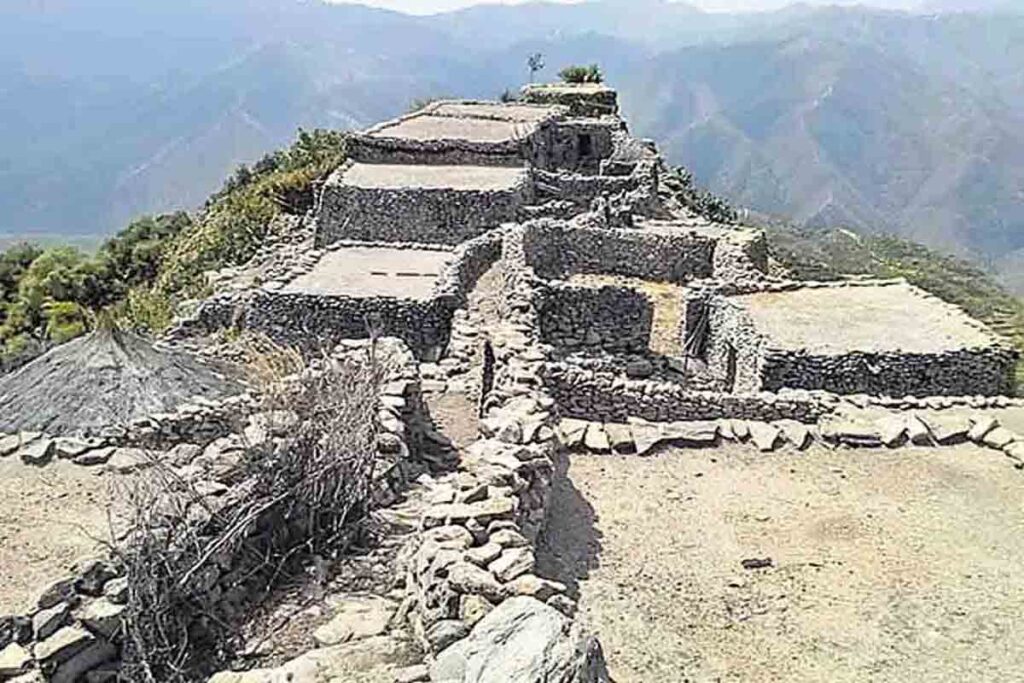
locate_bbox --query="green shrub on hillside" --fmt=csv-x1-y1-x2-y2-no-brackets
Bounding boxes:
559,64,603,84
0,129,346,367
155,128,346,299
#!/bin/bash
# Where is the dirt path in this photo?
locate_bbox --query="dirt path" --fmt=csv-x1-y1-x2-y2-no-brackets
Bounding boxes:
538,445,1024,682
0,460,115,613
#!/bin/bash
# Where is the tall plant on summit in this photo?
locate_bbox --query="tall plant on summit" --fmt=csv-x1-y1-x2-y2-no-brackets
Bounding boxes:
528,53,545,83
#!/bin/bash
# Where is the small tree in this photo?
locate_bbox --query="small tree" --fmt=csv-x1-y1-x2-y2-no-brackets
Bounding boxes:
559,64,603,84
527,53,545,83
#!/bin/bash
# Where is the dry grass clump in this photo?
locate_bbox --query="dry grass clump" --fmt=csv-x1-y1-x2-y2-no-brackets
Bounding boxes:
113,338,385,682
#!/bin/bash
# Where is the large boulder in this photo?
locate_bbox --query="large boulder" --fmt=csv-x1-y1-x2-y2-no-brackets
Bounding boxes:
430,597,610,683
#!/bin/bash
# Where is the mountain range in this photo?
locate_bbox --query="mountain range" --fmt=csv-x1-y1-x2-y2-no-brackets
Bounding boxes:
1,0,1023,288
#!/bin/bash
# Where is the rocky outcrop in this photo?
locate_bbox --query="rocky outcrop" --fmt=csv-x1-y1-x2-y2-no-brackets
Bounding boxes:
430,597,610,683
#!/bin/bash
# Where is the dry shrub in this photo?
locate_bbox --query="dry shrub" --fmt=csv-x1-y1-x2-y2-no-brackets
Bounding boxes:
114,339,385,682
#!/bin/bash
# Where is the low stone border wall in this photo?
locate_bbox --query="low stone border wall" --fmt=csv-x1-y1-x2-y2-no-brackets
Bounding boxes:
541,362,836,424
553,409,1024,471
0,339,421,682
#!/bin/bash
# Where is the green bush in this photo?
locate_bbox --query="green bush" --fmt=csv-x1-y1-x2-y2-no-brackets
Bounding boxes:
559,64,603,84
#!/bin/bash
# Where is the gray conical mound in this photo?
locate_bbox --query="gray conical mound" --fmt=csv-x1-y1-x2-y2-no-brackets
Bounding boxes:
0,328,244,436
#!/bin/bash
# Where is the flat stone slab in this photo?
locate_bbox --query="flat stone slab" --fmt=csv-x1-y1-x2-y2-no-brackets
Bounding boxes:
313,595,395,647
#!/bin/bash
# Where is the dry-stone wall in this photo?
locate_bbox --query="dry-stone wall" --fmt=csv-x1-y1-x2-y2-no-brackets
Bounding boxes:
760,347,1018,397
522,220,715,283
521,84,619,117
0,339,421,683
541,362,836,424
534,282,652,354
179,236,505,364
315,161,532,247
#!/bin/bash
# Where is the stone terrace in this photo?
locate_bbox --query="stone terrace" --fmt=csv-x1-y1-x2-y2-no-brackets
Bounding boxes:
734,280,996,354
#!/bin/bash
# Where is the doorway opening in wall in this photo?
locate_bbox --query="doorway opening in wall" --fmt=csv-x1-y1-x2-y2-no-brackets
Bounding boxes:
725,343,738,392
579,133,593,159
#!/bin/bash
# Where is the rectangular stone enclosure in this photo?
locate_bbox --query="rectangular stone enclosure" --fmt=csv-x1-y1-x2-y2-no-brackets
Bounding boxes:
703,281,1018,396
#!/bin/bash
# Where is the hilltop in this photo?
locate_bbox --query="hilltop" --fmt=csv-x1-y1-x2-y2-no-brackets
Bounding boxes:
1,1,1024,291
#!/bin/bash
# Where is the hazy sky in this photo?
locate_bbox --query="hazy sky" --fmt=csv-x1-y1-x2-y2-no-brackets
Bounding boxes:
328,0,923,14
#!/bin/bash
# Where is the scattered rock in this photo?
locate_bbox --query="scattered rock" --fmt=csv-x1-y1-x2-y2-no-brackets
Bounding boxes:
102,578,128,605
919,413,969,444
508,574,566,602
464,543,503,568
459,594,495,628
906,416,932,445
741,557,773,570
394,663,430,683
18,438,55,466
583,424,610,453
33,626,94,667
446,563,506,603
775,420,811,450
104,448,154,475
76,599,124,639
426,619,469,652
73,447,115,467
73,558,117,597
313,595,394,647
748,422,780,452
967,415,998,443
0,643,31,678
877,416,907,448
983,427,1016,450
820,418,881,447
662,421,719,446
33,602,70,641
603,424,634,453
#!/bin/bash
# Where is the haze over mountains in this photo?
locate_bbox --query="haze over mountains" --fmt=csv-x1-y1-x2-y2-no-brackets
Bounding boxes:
1,0,1023,287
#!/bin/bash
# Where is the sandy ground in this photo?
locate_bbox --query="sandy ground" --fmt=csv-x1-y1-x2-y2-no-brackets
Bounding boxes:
0,460,116,613
734,281,993,354
341,162,526,191
431,102,560,123
538,444,1024,682
285,246,450,300
370,114,528,143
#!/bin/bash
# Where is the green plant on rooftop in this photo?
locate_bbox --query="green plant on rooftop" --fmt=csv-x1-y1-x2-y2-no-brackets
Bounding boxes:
559,64,603,84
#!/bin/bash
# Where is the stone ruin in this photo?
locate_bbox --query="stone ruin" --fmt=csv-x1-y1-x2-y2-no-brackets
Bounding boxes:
2,82,1023,682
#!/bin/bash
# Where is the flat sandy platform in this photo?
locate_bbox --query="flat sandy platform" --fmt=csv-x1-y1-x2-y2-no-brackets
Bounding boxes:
733,282,995,354
370,114,530,143
539,444,1024,682
285,246,451,299
340,162,526,191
